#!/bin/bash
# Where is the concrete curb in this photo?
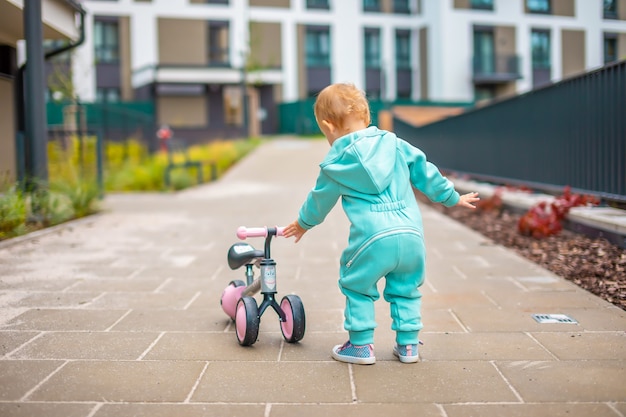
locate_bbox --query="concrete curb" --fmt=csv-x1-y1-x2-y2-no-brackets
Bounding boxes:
452,177,626,248
0,212,104,250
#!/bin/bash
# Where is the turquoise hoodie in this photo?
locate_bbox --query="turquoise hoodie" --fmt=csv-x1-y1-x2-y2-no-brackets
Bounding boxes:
298,126,460,263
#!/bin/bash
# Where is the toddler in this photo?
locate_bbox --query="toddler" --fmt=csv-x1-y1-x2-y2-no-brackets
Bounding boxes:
283,83,479,364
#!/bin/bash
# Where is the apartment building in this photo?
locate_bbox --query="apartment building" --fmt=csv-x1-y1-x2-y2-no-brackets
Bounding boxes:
68,0,625,140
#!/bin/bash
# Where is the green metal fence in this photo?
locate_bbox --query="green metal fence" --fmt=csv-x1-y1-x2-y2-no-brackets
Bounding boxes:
394,60,626,202
47,101,155,150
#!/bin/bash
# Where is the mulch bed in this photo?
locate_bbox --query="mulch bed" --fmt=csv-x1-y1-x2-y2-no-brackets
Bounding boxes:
418,195,626,311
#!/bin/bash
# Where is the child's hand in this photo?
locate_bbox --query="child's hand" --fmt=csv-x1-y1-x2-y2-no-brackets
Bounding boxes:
283,220,307,243
457,192,480,209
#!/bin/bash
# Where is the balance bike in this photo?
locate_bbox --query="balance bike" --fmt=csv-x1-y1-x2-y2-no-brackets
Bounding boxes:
220,226,305,346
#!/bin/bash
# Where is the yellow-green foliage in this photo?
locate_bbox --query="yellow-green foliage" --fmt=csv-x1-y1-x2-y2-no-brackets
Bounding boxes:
186,138,260,181
48,135,99,183
0,186,27,239
49,135,261,192
106,140,147,169
105,138,261,191
105,158,165,191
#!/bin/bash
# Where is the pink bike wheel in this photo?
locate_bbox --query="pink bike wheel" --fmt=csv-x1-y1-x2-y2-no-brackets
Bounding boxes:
280,295,305,343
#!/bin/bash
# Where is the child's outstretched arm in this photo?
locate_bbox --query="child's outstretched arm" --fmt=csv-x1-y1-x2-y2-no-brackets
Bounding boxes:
457,192,480,209
283,220,307,243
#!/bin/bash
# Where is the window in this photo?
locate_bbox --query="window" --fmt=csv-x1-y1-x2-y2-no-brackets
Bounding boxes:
306,0,329,9
395,30,411,69
604,34,618,63
94,19,119,63
364,28,381,68
527,0,551,14
306,27,330,67
471,0,494,10
363,0,380,12
473,28,495,75
531,30,551,69
604,0,618,18
96,87,120,103
393,0,411,13
531,29,551,87
208,22,229,66
207,0,229,4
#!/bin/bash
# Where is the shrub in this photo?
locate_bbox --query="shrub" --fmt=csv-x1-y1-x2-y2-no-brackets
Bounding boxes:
105,138,261,192
51,178,100,218
518,186,599,239
0,186,27,239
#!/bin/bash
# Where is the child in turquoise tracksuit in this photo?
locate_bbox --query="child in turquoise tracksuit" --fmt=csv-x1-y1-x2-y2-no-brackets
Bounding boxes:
283,83,479,365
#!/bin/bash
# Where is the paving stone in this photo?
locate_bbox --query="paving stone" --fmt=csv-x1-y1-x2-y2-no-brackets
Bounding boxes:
2,309,129,331
614,403,626,415
352,361,520,403
0,278,78,292
86,291,198,310
451,306,583,333
425,274,522,294
420,308,469,333
555,307,626,331
0,360,64,400
4,291,101,308
296,307,345,332
270,403,444,417
110,309,228,332
529,331,626,360
191,362,352,403
70,278,165,292
444,403,620,417
280,331,348,362
9,331,160,360
421,291,498,309
484,288,608,309
496,360,626,402
94,404,265,417
0,331,39,356
28,360,206,402
419,332,555,361
143,332,284,361
0,402,96,417
513,275,583,291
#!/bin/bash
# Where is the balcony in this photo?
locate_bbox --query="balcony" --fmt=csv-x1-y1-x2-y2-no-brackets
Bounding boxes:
132,64,283,89
473,54,522,84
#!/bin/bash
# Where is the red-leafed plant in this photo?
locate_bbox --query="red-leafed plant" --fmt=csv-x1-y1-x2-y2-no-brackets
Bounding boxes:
476,188,504,212
518,186,599,239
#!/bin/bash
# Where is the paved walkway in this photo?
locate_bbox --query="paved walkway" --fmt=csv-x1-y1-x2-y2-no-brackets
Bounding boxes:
0,138,625,417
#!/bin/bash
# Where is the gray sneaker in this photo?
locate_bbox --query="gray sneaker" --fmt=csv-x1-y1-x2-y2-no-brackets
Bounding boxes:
331,341,376,365
393,344,420,363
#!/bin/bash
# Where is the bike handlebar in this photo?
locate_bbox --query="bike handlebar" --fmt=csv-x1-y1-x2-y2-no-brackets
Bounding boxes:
237,226,285,240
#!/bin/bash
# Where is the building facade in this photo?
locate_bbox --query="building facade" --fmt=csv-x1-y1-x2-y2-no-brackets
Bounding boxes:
67,0,626,140
0,0,83,183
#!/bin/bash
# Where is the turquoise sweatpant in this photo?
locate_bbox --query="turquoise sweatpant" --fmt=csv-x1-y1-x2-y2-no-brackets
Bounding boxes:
338,232,425,346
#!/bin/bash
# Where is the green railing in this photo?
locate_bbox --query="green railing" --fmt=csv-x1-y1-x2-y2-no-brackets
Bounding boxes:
394,60,626,202
47,101,156,151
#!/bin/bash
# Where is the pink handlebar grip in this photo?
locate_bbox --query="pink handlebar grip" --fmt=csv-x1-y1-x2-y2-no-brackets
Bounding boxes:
237,226,285,240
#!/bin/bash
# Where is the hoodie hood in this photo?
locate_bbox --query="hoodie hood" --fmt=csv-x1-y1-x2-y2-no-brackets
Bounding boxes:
320,126,396,194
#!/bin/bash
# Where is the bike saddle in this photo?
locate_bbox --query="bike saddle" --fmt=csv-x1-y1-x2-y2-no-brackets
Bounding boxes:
227,243,265,270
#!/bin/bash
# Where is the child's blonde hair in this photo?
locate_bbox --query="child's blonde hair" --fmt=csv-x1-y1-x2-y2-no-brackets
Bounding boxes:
314,83,371,128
